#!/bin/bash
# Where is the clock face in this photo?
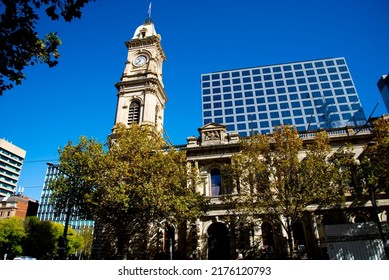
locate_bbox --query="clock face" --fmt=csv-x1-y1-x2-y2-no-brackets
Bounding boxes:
134,55,147,66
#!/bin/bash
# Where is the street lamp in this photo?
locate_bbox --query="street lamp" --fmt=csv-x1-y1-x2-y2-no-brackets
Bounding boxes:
47,162,76,260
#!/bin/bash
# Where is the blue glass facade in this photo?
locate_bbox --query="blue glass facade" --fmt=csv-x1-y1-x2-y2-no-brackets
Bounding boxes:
37,163,94,230
377,74,389,113
201,57,366,136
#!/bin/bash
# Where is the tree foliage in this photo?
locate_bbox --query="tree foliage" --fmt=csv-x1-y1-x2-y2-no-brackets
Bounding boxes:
229,125,347,258
0,217,26,258
49,123,206,259
0,0,95,95
359,117,389,195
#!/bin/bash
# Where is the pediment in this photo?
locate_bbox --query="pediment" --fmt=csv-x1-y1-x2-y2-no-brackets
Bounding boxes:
198,122,227,145
198,122,226,132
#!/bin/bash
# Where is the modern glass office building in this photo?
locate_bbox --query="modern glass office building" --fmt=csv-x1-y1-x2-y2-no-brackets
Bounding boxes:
37,163,94,230
201,57,366,136
377,74,389,113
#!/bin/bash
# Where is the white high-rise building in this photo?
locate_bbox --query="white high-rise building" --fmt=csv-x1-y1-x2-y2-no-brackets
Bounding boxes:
0,139,26,198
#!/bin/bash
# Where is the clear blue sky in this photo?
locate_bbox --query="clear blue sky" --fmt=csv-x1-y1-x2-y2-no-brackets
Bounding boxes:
1,0,388,201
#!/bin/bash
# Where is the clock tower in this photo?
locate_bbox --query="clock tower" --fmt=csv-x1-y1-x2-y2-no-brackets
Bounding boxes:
113,16,167,133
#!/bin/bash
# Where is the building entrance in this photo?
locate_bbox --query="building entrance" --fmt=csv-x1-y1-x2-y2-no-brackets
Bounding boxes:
207,222,231,259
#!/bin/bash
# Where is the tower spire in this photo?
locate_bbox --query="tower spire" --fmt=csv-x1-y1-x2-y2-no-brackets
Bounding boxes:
145,2,152,23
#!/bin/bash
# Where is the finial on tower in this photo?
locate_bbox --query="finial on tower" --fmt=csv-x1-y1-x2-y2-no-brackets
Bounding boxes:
145,2,153,23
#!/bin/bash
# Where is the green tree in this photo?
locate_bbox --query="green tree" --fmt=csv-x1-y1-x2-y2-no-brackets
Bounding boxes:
77,227,93,259
0,217,26,259
359,117,389,195
0,0,95,95
49,123,206,259
229,125,347,258
23,216,59,259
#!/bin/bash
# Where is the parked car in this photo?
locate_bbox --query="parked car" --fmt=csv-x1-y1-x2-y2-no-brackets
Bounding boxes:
13,256,37,260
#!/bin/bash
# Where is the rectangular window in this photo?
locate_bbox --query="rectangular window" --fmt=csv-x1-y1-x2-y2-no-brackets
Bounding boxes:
268,96,276,103
293,64,303,70
203,111,212,117
223,86,231,92
279,95,288,102
224,101,233,107
242,70,250,76
280,102,289,109
224,93,232,99
202,75,210,81
212,87,221,94
291,101,301,108
282,111,291,117
306,70,315,76
236,107,244,114
264,74,272,80
259,113,268,119
319,76,328,82
293,109,303,116
274,73,283,79
244,84,253,90
258,105,266,111
260,121,270,128
237,115,245,122
270,112,279,118
225,108,233,115
214,110,223,116
247,106,255,113
213,102,222,108
283,65,292,71
222,73,230,78
245,91,254,97
234,92,242,98
325,60,335,66
269,104,278,110
237,123,246,130
215,117,223,123
212,74,220,79
235,100,244,106
256,97,265,103
246,99,254,105
271,120,281,127
254,83,263,89
243,77,251,83
286,79,295,85
276,80,285,86
226,124,235,131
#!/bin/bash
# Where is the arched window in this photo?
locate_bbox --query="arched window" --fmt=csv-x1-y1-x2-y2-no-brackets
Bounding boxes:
210,168,221,196
128,101,140,125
